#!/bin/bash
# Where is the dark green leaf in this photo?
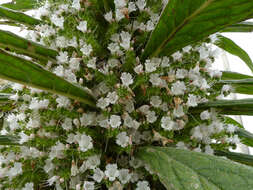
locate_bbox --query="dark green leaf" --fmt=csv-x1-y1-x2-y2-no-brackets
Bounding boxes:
223,116,243,129
219,79,253,95
137,147,253,190
222,21,253,33
142,0,253,60
215,150,253,167
236,128,253,147
0,6,40,26
222,71,253,80
0,93,13,103
215,35,253,73
190,98,253,115
1,0,39,11
0,49,96,107
0,135,19,145
0,29,58,64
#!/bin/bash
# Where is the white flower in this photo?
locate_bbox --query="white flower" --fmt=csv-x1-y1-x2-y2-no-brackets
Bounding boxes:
49,142,65,160
22,182,33,190
118,169,131,184
71,161,79,176
198,46,209,60
77,21,87,33
146,111,157,123
182,45,192,53
104,11,113,22
145,59,157,73
161,116,176,131
44,159,55,173
150,96,162,108
205,145,214,155
81,43,93,56
226,124,236,133
72,0,81,10
97,97,110,109
47,176,59,186
136,181,150,190
57,51,68,64
200,110,210,120
108,43,120,54
69,58,80,71
51,14,64,29
149,73,162,86
107,91,119,104
172,51,182,61
161,56,170,68
120,31,131,50
19,132,30,144
114,0,126,8
109,115,121,128
83,181,95,190
128,2,136,12
78,133,93,152
116,9,125,21
136,0,146,11
8,162,23,178
93,168,104,182
105,164,119,181
68,37,78,48
121,72,133,86
53,65,65,77
86,155,100,170
187,94,198,107
134,64,143,74
56,96,70,108
176,142,187,149
222,85,231,92
146,20,155,31
116,132,129,147
173,106,185,118
176,69,188,79
29,98,49,110
171,81,186,95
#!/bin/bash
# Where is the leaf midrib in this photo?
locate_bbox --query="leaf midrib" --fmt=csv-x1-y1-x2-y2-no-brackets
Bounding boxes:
151,0,214,58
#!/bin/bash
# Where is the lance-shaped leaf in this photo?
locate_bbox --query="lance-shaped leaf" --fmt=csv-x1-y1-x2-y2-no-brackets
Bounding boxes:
215,35,253,73
1,0,39,11
0,135,19,145
0,6,40,26
222,71,253,80
218,79,253,95
137,147,253,190
0,93,14,104
215,150,253,167
141,0,253,60
236,128,253,147
190,98,253,115
222,21,253,33
0,49,96,107
0,29,58,64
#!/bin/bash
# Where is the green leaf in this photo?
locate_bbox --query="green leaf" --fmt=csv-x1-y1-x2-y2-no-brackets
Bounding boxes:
222,71,253,80
0,6,40,26
0,49,96,107
103,0,114,12
0,29,58,64
190,98,253,115
137,147,253,190
0,135,19,145
215,150,253,167
1,0,39,11
219,79,253,95
141,0,253,60
215,35,253,73
236,128,253,147
223,116,243,129
222,21,253,33
0,93,13,103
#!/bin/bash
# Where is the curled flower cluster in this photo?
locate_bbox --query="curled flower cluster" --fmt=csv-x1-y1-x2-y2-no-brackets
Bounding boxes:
0,0,239,189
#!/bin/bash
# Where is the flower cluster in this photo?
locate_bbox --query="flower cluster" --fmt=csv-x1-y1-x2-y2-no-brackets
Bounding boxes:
0,0,239,189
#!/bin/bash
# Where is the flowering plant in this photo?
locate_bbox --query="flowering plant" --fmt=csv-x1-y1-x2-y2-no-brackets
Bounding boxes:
1,0,253,189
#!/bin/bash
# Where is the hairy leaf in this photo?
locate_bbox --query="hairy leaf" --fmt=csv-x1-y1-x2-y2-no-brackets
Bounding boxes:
0,135,19,145
0,6,40,26
222,21,253,33
222,71,253,80
190,98,253,115
137,147,253,190
142,0,253,60
0,49,96,107
0,29,58,64
219,79,253,95
215,35,253,73
1,0,39,11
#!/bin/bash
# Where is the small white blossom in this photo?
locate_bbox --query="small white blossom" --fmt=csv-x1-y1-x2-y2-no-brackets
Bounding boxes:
104,11,113,22
161,116,176,131
149,73,163,86
109,115,122,128
114,0,127,8
171,81,186,95
128,2,136,12
86,155,100,170
121,72,133,86
56,96,70,108
173,106,185,118
77,21,87,33
118,169,131,184
116,132,129,147
51,14,64,29
116,9,125,21
150,96,162,108
72,0,81,10
22,182,34,190
69,58,80,71
136,181,150,190
134,64,143,74
78,133,93,152
107,91,119,104
172,51,182,61
83,181,95,190
93,168,104,182
136,0,146,11
108,43,120,54
146,111,157,123
81,43,93,56
226,124,236,133
120,31,131,50
105,164,119,181
200,110,210,120
187,94,198,107
97,97,110,109
57,51,68,64
176,69,188,79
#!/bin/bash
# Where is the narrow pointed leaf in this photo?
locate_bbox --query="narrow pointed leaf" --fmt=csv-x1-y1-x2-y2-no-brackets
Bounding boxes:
215,150,253,167
0,6,40,26
142,0,253,60
1,0,38,11
218,79,253,95
222,22,253,33
190,99,253,115
215,35,253,73
0,49,96,107
0,135,19,145
137,147,253,190
222,71,253,80
0,93,13,103
236,128,253,147
0,29,58,64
